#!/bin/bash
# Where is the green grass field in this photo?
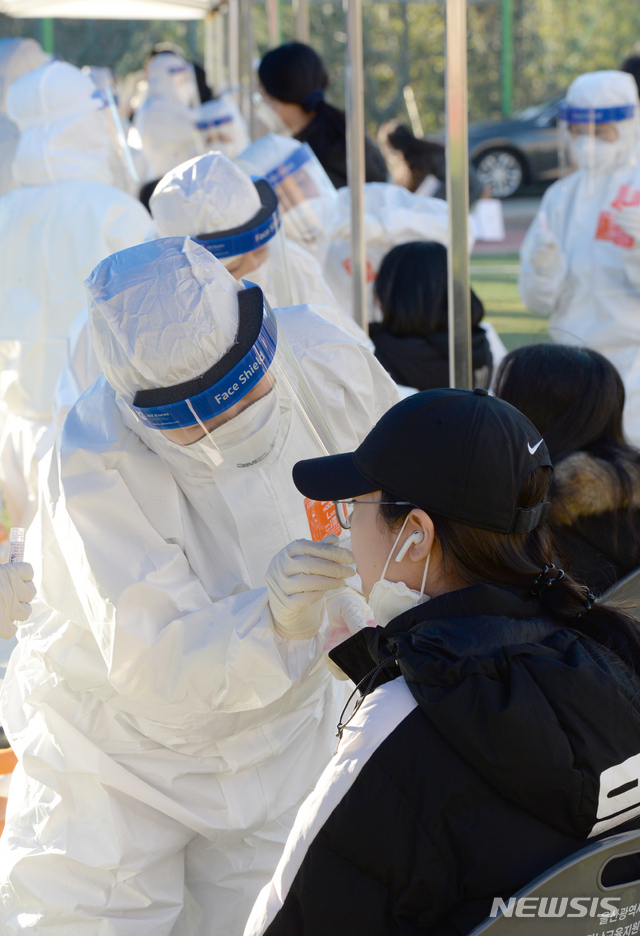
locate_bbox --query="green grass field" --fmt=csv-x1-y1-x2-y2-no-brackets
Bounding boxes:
470,254,550,351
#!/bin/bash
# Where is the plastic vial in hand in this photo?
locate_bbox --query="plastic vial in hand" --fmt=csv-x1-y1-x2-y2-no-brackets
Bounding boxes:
9,528,25,564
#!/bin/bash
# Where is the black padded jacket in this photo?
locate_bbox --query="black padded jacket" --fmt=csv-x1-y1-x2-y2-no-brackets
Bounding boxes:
246,584,640,936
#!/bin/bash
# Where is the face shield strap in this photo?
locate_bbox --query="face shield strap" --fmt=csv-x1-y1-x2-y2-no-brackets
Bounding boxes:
193,179,279,259
558,103,636,123
131,286,278,429
195,114,234,130
265,144,313,187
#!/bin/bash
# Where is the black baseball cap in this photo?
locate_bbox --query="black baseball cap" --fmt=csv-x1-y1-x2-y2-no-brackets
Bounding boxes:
293,388,553,535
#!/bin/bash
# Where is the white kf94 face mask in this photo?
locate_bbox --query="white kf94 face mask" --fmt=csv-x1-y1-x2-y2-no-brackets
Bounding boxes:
367,513,431,627
187,386,282,470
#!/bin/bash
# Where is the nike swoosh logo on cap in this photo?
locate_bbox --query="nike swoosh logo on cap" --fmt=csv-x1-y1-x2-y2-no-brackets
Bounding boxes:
528,439,543,455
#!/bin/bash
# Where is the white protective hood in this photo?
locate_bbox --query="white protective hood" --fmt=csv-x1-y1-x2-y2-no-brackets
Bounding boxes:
0,38,49,197
519,72,640,444
8,59,113,186
146,51,199,108
0,37,48,114
133,53,203,180
89,235,241,400
0,236,399,933
150,151,261,238
564,70,639,175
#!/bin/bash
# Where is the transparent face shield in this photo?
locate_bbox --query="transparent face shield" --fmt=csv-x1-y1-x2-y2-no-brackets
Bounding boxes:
558,101,638,194
263,143,337,262
130,284,340,475
91,86,140,196
192,178,294,308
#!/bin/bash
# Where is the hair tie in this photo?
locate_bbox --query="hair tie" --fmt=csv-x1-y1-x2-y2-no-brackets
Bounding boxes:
575,587,596,619
531,563,565,596
302,88,324,112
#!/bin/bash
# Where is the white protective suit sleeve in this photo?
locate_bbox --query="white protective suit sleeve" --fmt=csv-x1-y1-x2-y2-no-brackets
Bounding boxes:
519,208,569,316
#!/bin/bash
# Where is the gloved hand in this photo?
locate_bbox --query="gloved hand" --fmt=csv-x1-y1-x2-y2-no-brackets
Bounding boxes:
324,587,376,680
0,562,36,639
326,587,375,634
266,535,355,639
529,228,564,276
616,206,640,242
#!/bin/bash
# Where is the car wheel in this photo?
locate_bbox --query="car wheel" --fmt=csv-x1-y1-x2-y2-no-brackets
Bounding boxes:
474,149,525,198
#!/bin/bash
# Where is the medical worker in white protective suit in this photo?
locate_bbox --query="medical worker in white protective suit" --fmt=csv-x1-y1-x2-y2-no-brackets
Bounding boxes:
150,152,366,339
0,60,151,528
134,51,249,181
519,71,640,444
0,236,398,935
0,37,48,197
52,152,369,430
237,133,472,324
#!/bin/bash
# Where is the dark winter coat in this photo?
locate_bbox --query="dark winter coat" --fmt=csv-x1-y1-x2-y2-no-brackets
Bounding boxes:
247,585,640,936
549,451,640,594
369,322,493,391
295,107,388,189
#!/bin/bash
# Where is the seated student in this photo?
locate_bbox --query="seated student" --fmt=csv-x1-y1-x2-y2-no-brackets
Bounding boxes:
378,120,485,204
495,343,640,595
256,42,387,189
370,241,505,392
245,388,640,936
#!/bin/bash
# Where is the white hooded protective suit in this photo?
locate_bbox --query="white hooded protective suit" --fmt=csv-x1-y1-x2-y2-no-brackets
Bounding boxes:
150,152,369,342
52,153,370,429
519,71,640,443
326,183,475,323
195,95,250,162
237,135,470,323
0,236,398,935
134,53,204,180
0,60,151,527
0,37,48,197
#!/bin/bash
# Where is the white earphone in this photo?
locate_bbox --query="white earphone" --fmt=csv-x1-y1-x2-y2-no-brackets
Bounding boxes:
395,530,424,563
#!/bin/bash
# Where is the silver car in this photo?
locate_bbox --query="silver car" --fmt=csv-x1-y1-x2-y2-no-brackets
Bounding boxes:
469,94,564,198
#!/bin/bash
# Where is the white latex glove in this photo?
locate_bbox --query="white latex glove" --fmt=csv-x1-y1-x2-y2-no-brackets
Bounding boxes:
529,228,564,276
266,535,355,639
616,206,640,242
326,587,375,634
324,587,377,681
0,562,36,639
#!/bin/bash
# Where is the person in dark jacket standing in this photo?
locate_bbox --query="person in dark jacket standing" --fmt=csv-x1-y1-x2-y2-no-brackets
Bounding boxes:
257,43,388,189
495,343,640,594
245,388,640,936
371,241,493,391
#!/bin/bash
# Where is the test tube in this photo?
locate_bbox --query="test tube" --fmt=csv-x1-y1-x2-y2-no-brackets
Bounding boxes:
9,528,25,564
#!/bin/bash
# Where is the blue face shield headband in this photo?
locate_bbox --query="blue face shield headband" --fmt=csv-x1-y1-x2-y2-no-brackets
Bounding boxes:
558,103,636,123
265,144,313,187
195,114,234,131
193,179,280,260
131,285,277,430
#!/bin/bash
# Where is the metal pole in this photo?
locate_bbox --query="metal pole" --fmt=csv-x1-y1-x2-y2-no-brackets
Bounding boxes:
228,0,240,105
345,0,367,333
501,0,513,118
204,12,216,91
445,0,472,389
41,17,54,54
239,0,256,135
215,7,226,93
267,0,282,46
294,0,310,43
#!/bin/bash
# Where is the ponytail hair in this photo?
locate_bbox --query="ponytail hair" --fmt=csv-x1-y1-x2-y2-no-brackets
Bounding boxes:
379,466,640,674
259,42,328,113
258,42,346,136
